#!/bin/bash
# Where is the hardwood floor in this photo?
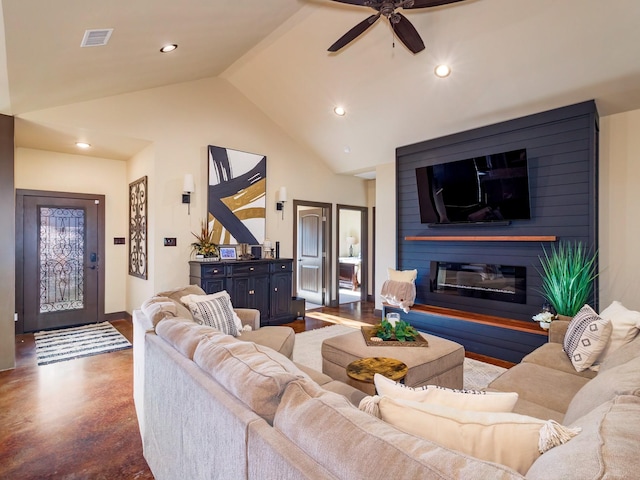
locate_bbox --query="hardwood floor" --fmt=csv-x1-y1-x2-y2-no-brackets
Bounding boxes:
0,300,510,479
0,319,154,480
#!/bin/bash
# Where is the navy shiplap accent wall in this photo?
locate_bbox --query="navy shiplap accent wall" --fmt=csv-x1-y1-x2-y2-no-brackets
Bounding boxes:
396,101,599,321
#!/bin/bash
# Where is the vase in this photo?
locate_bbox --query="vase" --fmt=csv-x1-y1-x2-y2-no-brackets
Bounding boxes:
539,321,551,330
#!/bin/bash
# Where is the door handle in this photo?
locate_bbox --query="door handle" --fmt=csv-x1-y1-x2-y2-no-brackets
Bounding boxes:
88,265,98,270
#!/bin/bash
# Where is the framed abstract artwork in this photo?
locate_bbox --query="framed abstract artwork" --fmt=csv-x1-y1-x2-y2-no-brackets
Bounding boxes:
129,176,148,279
207,145,266,245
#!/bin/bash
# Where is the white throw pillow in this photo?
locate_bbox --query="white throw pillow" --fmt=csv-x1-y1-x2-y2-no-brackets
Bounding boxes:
180,290,243,333
378,396,580,475
373,373,518,412
387,268,417,283
593,301,640,365
563,304,612,372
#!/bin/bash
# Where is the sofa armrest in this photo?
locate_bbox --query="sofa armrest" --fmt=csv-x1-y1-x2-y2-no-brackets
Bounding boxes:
548,320,570,344
235,308,261,330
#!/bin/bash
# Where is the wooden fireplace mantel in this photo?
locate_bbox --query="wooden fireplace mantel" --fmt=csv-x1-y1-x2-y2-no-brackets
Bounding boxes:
405,235,557,242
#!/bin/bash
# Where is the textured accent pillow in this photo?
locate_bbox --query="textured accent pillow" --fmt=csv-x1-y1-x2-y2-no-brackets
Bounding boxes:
593,301,640,366
563,304,612,372
387,268,418,283
379,397,580,475
373,373,518,412
187,296,240,337
181,290,243,333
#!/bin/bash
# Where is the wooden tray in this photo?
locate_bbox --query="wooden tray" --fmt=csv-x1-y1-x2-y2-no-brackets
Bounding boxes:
361,326,429,347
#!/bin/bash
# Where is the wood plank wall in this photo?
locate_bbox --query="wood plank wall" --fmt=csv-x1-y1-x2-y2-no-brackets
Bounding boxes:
395,101,599,322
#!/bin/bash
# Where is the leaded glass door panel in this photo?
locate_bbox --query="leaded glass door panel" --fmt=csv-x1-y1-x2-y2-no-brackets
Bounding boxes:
23,195,100,332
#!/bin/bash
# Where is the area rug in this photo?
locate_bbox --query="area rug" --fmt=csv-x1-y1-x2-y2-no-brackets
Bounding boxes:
292,324,507,390
34,321,132,366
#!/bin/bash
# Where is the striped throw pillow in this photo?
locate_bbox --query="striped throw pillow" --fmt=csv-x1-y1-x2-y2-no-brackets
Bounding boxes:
563,305,612,372
187,297,239,337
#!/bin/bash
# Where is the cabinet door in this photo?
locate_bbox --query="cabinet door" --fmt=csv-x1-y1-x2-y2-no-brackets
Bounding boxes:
203,278,226,294
252,275,271,323
228,276,251,308
270,272,292,323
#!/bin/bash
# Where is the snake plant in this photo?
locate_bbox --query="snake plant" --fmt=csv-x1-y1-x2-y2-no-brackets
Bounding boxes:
537,241,598,317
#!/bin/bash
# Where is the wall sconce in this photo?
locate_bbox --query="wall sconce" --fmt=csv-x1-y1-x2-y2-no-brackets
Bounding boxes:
182,174,195,215
276,186,287,219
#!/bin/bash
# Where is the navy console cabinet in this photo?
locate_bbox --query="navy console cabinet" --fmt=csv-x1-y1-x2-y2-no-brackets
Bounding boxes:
189,259,294,326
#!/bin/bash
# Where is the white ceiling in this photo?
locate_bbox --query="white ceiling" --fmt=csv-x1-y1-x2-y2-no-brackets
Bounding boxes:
4,0,640,173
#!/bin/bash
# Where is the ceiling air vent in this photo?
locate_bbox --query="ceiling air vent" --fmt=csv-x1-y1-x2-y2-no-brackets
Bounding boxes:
80,29,113,47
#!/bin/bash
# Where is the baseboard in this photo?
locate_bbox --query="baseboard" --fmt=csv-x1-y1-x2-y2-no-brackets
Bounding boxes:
105,311,132,322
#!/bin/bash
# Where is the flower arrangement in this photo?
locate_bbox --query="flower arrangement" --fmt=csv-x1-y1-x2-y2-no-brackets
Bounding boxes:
374,317,419,342
532,311,554,324
191,219,219,258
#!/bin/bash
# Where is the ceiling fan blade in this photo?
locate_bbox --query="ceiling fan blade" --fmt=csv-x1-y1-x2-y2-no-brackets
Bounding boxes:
391,13,425,53
404,0,466,9
328,0,370,5
328,14,381,52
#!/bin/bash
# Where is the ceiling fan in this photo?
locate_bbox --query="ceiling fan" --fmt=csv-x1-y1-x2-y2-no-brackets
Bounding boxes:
327,0,465,54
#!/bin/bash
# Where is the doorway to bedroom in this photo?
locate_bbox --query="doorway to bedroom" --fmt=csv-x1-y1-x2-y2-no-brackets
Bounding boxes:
337,204,368,305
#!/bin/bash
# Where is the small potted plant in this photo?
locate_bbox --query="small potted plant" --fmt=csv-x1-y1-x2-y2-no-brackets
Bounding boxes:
191,219,219,260
537,240,598,319
374,317,419,342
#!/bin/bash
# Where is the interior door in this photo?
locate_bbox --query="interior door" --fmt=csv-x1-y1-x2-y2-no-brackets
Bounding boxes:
297,207,324,305
21,194,101,332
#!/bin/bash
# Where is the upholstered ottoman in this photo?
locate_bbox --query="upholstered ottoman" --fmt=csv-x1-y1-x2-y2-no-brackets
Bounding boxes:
321,330,464,394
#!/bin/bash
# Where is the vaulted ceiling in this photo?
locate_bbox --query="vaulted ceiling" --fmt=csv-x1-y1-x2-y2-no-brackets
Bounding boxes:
4,0,640,176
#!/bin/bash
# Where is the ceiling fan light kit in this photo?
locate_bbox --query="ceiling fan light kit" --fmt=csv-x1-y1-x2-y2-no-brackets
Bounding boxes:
327,0,466,54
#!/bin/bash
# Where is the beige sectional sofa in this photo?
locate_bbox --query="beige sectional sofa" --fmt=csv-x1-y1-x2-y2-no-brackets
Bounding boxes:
133,289,640,479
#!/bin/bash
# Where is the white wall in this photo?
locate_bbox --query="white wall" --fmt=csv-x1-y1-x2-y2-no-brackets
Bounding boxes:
599,108,640,310
14,148,128,314
339,209,361,258
374,163,396,311
20,76,368,312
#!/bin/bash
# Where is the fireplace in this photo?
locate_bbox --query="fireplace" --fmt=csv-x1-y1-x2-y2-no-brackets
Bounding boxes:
430,261,526,304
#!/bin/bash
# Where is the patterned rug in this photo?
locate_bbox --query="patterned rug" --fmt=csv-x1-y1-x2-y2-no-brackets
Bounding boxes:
34,321,132,366
292,324,507,390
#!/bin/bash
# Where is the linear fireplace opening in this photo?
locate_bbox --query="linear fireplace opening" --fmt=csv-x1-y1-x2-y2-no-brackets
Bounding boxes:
430,261,526,304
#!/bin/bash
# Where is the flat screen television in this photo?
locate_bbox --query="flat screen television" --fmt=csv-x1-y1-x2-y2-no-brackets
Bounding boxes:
415,148,531,225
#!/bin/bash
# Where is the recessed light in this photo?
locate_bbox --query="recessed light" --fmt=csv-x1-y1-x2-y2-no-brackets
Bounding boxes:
343,146,351,154
160,44,178,53
434,64,451,78
76,142,91,149
334,106,346,116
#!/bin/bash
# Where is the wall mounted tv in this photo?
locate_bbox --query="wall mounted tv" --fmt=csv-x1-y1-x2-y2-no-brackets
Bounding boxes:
415,148,531,226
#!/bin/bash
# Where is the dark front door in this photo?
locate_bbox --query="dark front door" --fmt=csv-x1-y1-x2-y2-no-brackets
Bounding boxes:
19,192,103,332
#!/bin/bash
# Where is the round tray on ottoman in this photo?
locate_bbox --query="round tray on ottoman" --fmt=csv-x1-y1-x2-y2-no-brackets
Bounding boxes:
321,330,464,395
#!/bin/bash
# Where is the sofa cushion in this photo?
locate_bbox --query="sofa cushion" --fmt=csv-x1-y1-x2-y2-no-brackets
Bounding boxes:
563,354,640,425
521,343,597,379
378,396,580,475
240,326,295,359
274,379,524,480
526,395,640,479
488,362,590,415
155,317,225,359
193,336,304,424
373,373,519,412
563,304,612,372
156,284,206,318
600,333,640,372
140,296,179,327
594,301,640,366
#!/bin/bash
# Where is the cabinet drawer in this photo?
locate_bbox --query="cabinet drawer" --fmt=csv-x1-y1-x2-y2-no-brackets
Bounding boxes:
271,261,292,273
201,265,226,277
230,263,270,275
